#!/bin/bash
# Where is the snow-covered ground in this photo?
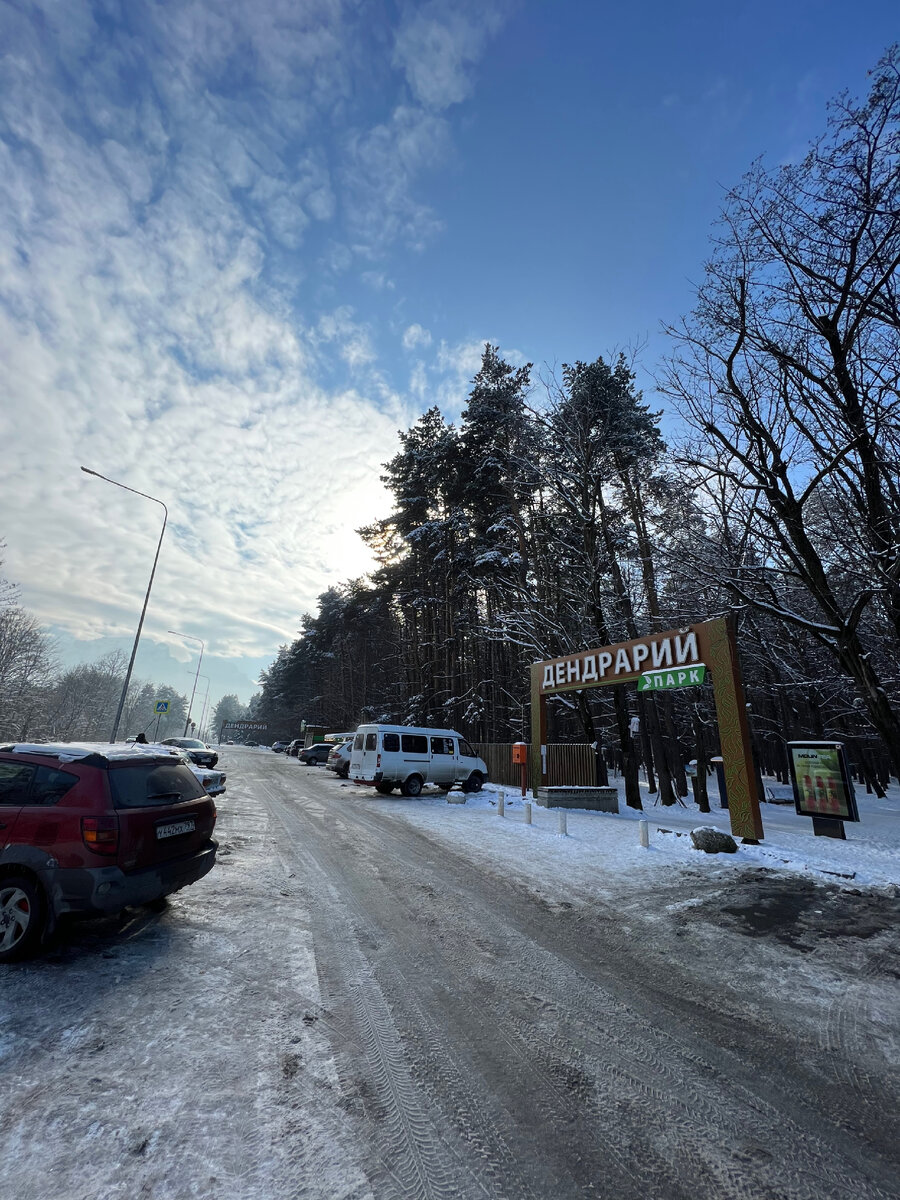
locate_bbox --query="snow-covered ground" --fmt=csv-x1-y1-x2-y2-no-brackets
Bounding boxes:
0,774,374,1200
335,770,900,905
2,748,896,1200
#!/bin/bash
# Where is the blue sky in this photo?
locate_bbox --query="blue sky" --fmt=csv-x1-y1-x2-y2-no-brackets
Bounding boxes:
0,0,897,715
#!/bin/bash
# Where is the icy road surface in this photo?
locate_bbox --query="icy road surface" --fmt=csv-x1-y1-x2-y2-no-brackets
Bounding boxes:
1,747,898,1200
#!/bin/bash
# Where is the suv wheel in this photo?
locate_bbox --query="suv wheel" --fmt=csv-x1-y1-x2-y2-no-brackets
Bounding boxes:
401,775,423,797
0,875,45,963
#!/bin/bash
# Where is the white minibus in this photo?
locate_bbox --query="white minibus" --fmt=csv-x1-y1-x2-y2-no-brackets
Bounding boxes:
350,725,488,796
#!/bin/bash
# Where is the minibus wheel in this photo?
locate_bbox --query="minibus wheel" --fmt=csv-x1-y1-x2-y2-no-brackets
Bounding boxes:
401,775,423,797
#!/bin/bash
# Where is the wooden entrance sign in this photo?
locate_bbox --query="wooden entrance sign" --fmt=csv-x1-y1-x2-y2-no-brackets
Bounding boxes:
529,617,764,841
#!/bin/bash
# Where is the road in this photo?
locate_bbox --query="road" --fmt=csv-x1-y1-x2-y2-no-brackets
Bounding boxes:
1,748,898,1200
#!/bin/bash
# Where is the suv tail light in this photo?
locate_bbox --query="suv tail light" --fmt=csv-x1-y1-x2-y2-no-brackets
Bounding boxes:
82,816,119,857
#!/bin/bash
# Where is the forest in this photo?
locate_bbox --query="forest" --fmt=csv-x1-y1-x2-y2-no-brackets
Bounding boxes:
254,50,900,804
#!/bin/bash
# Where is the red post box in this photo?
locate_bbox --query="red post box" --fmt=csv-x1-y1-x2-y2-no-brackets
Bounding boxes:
512,742,528,796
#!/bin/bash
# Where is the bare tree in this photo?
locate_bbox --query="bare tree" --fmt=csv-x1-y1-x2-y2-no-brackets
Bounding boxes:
662,46,900,775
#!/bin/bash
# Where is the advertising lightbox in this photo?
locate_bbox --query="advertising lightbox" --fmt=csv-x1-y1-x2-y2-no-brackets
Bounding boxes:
787,742,859,823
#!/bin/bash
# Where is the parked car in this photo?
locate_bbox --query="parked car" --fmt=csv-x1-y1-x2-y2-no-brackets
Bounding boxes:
145,745,227,797
272,741,290,753
327,740,353,779
298,743,332,766
159,738,218,768
349,725,488,796
285,739,304,757
0,741,218,961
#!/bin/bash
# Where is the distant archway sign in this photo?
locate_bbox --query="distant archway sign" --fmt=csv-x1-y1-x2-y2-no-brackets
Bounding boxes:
221,720,269,742
530,617,764,841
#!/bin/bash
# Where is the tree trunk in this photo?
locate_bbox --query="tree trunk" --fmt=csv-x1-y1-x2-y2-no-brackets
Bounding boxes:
691,708,710,812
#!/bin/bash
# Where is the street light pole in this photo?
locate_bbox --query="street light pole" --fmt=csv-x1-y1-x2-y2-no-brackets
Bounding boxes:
81,467,168,744
189,674,210,741
198,681,211,741
170,631,204,735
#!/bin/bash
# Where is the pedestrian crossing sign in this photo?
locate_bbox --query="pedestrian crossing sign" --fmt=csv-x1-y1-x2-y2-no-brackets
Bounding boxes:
155,701,169,713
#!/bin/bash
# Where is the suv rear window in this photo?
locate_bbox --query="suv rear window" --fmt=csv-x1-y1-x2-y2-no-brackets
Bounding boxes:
109,762,206,809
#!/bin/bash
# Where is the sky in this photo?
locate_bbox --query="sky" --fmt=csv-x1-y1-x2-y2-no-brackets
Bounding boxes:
0,0,897,714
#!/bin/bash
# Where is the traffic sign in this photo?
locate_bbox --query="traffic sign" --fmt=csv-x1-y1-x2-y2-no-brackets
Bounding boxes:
155,700,170,713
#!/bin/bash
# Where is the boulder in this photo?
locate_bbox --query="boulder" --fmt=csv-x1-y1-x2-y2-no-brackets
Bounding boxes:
690,826,738,854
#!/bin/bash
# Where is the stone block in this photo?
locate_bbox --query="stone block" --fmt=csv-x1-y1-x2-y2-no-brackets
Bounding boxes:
536,786,619,813
690,826,738,854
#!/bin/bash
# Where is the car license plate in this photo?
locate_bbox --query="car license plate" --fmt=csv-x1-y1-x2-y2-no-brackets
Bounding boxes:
157,818,195,840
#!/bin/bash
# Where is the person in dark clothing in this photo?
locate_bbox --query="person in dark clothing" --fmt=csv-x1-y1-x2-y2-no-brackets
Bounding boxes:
134,732,148,744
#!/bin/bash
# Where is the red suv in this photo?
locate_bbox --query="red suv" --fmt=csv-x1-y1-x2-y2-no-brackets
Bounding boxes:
0,742,218,962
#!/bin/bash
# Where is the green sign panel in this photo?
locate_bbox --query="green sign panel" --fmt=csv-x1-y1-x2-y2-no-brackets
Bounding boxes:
155,700,170,713
638,663,706,692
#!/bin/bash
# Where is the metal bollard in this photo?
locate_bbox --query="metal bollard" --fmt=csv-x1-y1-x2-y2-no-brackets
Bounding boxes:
558,809,567,837
639,819,649,848
524,802,532,825
498,789,505,817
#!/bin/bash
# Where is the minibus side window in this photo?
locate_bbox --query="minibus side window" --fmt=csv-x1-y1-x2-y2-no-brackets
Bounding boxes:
400,734,428,754
382,733,400,752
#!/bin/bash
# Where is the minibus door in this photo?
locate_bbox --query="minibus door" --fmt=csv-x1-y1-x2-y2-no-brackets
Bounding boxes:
430,736,457,786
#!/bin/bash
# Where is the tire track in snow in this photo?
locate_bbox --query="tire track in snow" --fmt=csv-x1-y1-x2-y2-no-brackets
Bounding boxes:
260,774,496,1200
243,752,900,1200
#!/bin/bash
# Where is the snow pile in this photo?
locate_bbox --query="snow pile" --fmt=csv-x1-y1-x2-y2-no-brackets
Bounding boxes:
2,741,178,762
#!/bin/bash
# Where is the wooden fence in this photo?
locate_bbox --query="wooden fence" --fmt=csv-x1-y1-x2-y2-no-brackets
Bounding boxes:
473,743,596,788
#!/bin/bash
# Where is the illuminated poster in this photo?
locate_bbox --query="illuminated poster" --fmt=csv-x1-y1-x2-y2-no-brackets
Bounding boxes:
787,742,859,822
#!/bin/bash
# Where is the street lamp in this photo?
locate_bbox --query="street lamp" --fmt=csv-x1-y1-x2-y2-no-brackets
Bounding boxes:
81,467,168,744
169,630,204,735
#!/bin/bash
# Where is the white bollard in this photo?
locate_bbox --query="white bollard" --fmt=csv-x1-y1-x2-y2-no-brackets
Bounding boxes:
524,802,532,825
558,809,567,837
498,789,505,817
639,819,649,849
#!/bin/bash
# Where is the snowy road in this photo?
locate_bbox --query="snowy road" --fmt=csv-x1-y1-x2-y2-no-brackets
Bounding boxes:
2,748,898,1200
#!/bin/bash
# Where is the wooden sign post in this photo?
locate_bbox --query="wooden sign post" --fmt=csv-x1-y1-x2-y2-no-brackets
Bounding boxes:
530,617,764,842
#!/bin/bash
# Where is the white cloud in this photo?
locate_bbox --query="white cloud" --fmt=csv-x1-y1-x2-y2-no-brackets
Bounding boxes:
342,105,450,252
393,3,504,111
361,270,395,291
436,336,487,377
402,323,432,350
409,360,428,401
316,307,377,369
0,0,510,702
